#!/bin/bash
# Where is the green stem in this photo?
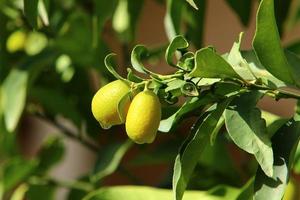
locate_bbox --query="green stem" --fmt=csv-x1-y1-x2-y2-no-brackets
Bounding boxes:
28,176,94,192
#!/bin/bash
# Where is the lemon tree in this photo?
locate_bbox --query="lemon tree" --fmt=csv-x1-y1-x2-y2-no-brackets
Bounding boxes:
2,0,300,200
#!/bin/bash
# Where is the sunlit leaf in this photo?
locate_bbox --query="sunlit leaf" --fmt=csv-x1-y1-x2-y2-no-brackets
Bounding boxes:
173,98,233,200
225,91,273,177
254,118,300,200
83,185,239,200
2,69,28,132
189,47,241,79
253,0,300,87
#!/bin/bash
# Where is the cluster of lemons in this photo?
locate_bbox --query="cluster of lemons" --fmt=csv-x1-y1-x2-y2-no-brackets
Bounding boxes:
91,80,161,144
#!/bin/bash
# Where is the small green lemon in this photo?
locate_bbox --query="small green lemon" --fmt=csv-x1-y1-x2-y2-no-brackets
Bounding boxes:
6,30,27,53
126,90,161,144
91,80,130,129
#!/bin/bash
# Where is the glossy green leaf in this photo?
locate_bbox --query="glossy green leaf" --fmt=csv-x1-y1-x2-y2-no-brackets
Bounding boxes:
37,137,65,172
254,118,300,200
83,185,239,200
159,94,216,132
165,0,184,40
224,91,273,177
253,0,300,87
165,35,189,68
2,69,28,132
225,0,252,26
173,98,233,200
189,47,241,79
104,54,129,82
24,0,39,28
91,140,132,183
131,45,151,74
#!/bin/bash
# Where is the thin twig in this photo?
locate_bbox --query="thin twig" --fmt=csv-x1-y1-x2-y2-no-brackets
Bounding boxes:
35,114,99,153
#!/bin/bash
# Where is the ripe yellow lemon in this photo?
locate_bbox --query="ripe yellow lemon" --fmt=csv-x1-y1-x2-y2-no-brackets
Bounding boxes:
91,80,130,129
126,90,161,144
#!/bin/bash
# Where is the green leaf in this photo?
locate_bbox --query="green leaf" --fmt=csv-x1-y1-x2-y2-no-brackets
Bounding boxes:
165,35,189,68
241,50,287,88
226,33,256,81
83,185,239,200
91,140,132,183
164,0,184,40
186,0,198,10
189,47,241,79
273,0,293,36
112,0,144,42
104,54,129,82
94,0,118,31
253,0,300,87
2,69,28,132
184,0,206,48
37,137,65,172
23,0,39,28
173,98,233,200
180,82,199,97
127,68,143,83
254,118,300,200
236,178,254,200
225,0,252,26
117,92,131,122
159,93,216,132
29,86,82,126
224,91,273,177
2,157,38,192
26,184,56,200
131,45,151,74
261,110,288,137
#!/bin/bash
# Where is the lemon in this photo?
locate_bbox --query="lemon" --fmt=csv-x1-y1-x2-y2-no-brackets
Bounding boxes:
6,30,27,53
284,179,299,200
91,80,130,129
126,90,161,144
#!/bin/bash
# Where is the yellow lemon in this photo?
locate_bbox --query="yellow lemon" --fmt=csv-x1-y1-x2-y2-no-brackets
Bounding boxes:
6,30,27,53
284,178,299,200
126,90,161,144
91,80,130,129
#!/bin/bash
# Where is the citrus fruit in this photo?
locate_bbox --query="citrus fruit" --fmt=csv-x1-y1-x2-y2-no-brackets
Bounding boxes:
126,90,161,144
91,80,130,129
6,30,27,53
